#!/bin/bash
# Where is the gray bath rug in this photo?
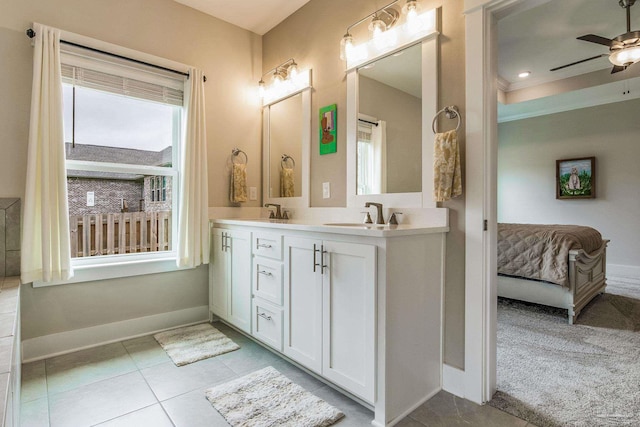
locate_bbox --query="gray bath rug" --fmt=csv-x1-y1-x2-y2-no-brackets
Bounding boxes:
154,323,239,366
205,366,345,427
490,281,640,427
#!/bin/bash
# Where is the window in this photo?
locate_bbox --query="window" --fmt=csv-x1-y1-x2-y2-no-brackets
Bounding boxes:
150,176,167,202
61,52,184,262
357,121,374,195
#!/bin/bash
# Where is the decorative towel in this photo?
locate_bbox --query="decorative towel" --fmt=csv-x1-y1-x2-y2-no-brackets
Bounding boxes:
433,129,462,202
280,167,295,197
230,163,248,203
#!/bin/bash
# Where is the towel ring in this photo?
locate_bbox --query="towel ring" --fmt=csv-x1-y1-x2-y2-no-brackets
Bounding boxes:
231,148,248,165
432,105,461,134
281,154,295,169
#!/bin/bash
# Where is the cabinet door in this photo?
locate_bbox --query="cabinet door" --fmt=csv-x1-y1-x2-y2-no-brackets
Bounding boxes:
228,229,252,333
209,228,228,319
283,236,323,374
322,240,376,403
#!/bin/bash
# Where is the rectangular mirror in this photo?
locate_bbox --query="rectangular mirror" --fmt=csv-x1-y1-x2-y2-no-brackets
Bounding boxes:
268,93,302,198
346,35,438,208
357,43,422,195
263,88,311,208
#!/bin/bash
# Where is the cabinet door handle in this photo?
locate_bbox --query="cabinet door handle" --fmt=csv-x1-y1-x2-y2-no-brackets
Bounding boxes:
257,312,272,321
321,245,328,275
313,244,321,272
221,233,227,252
258,270,273,277
256,243,273,249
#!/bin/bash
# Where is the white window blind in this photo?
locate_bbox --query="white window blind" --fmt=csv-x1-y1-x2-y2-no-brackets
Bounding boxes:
61,63,184,106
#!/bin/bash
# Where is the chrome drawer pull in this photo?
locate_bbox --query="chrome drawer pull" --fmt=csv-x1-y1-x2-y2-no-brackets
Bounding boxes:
256,243,273,249
258,270,273,277
257,312,272,321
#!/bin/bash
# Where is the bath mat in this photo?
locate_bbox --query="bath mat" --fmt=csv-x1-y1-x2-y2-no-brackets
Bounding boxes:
205,366,345,426
154,323,239,366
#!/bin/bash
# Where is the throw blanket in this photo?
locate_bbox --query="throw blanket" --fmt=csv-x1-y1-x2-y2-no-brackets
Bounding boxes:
498,223,603,287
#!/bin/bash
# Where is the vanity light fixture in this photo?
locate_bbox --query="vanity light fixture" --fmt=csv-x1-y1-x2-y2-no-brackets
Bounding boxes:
259,58,311,106
339,0,436,69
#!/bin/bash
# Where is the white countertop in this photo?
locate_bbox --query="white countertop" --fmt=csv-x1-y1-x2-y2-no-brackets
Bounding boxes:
212,218,449,237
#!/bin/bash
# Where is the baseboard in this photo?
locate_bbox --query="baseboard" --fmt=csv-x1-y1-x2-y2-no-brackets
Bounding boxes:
21,305,209,362
442,363,465,398
607,264,640,284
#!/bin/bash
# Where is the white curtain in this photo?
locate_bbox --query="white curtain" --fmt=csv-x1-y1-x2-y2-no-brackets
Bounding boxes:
371,120,387,194
177,68,209,268
21,23,73,284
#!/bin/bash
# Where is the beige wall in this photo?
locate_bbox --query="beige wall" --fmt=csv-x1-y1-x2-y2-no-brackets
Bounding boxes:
2,0,262,340
20,266,208,340
498,98,640,274
263,0,467,368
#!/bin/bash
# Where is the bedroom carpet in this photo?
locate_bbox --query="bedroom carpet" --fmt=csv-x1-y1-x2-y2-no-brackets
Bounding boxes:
490,280,640,427
154,323,239,366
205,365,345,426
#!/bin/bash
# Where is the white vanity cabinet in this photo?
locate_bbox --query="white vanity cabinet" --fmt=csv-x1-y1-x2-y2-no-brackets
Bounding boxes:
210,219,447,427
251,231,285,351
209,227,252,333
284,236,376,401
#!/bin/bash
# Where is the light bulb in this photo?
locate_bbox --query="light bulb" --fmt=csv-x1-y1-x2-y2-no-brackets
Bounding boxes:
273,69,285,86
288,61,298,79
369,16,387,39
403,0,422,33
403,0,420,18
340,33,354,61
258,79,265,98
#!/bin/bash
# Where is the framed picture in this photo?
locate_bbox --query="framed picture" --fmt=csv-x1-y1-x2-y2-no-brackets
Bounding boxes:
319,104,337,155
556,157,595,199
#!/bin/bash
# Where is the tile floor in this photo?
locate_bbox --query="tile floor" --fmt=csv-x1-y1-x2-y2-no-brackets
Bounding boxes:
20,322,534,427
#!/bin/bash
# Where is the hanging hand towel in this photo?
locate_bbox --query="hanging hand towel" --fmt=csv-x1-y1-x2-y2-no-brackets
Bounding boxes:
433,129,462,202
280,167,295,197
230,163,248,203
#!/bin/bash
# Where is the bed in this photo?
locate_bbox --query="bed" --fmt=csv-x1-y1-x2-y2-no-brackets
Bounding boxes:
497,223,609,324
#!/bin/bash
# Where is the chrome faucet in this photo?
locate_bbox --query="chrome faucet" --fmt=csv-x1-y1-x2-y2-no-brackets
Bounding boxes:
264,203,282,219
364,202,384,224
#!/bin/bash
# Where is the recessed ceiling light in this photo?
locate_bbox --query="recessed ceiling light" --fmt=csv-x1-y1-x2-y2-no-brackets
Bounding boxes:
518,71,531,78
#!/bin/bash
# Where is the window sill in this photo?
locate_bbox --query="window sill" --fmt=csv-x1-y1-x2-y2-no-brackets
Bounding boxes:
32,254,191,288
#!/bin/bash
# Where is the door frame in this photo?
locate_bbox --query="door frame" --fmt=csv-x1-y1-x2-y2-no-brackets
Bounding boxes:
462,0,554,404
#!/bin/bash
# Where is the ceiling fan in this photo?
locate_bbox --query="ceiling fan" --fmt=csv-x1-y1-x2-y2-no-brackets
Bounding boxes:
551,0,640,74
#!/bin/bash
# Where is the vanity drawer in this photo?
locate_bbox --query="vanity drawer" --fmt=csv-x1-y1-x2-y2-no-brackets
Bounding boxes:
253,232,283,260
253,257,283,306
252,299,283,351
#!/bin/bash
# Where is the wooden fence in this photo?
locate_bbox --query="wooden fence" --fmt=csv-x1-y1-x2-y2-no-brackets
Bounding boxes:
70,211,171,258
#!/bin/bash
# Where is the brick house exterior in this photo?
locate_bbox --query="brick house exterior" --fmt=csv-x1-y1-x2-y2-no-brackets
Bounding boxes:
66,143,172,216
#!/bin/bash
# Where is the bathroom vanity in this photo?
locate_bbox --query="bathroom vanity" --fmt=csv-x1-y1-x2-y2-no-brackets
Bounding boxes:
209,218,447,427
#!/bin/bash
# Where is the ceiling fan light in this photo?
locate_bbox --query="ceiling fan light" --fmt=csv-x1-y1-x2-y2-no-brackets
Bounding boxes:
609,46,640,66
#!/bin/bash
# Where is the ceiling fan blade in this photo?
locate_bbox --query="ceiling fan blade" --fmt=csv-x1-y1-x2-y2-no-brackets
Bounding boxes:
577,34,616,46
611,65,627,73
550,54,606,72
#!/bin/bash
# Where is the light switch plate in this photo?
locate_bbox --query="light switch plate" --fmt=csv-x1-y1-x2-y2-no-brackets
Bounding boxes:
322,182,331,199
249,187,257,201
87,191,95,207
